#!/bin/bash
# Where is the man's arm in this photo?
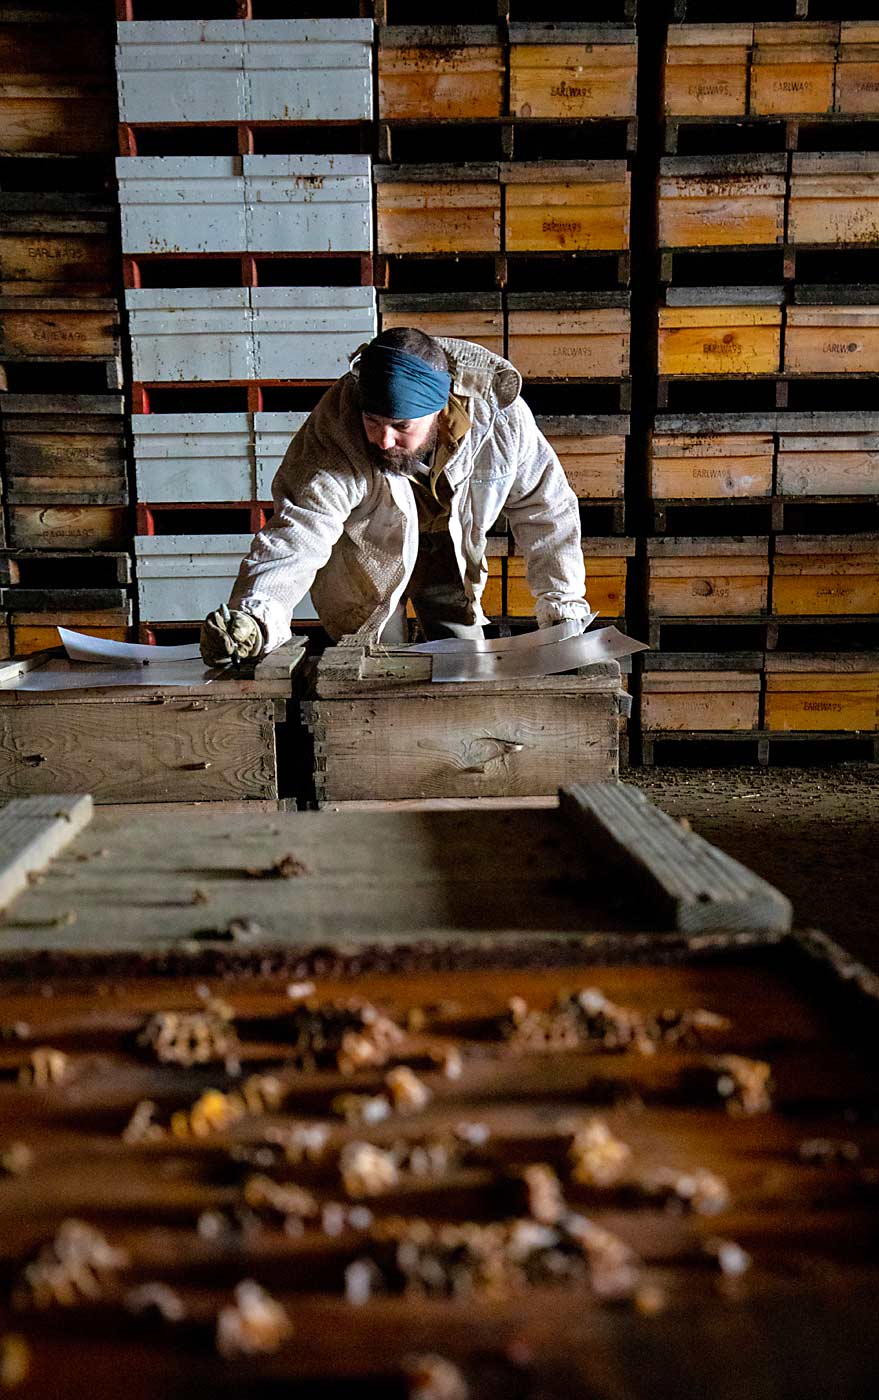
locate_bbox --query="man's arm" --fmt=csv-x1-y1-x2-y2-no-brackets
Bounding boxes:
499,397,590,627
227,398,367,653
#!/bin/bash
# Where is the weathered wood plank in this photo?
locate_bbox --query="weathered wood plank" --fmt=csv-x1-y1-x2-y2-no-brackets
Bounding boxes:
559,782,792,934
0,792,92,911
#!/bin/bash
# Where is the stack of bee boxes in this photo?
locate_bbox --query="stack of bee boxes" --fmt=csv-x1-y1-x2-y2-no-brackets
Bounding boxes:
373,12,637,637
0,2,129,656
114,14,376,638
642,15,879,765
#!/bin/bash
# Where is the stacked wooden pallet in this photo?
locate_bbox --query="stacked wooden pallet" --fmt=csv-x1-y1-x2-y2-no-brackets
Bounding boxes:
0,4,129,655
642,17,879,767
374,21,637,636
114,18,377,638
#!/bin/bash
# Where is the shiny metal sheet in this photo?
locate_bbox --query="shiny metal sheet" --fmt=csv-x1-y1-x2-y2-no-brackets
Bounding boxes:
429,625,647,683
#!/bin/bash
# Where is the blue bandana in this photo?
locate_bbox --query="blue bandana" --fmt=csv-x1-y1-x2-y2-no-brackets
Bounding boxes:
358,344,451,420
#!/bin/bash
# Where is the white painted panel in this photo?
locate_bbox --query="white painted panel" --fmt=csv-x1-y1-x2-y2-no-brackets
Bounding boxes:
254,411,308,498
244,20,373,122
133,413,253,502
126,288,253,383
244,155,372,252
116,22,247,124
116,157,246,255
251,285,376,380
136,533,316,621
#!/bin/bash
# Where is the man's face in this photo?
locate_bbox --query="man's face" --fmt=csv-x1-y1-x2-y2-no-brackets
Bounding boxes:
362,411,439,474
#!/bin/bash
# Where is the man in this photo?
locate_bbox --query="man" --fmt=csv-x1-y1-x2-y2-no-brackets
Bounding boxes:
200,327,590,666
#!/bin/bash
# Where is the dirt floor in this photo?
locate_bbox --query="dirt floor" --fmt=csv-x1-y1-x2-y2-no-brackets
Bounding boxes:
629,764,879,970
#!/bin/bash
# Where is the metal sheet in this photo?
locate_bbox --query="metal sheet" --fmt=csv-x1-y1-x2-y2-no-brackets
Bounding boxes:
407,617,593,655
429,625,648,683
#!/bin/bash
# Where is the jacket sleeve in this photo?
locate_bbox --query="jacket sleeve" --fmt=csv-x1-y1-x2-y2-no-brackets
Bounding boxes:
499,397,591,627
229,396,367,652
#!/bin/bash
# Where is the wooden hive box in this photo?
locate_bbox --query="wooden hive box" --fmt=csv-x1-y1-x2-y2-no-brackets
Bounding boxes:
784,302,879,376
507,293,630,380
663,24,752,117
0,296,119,362
538,414,628,500
749,22,838,116
254,410,308,499
378,26,504,120
503,161,630,252
789,153,879,245
776,419,879,496
135,534,318,625
11,603,133,657
509,24,638,119
0,638,306,804
658,289,783,378
506,538,633,621
641,652,762,732
7,505,127,552
658,156,786,249
0,208,115,298
116,19,373,126
133,413,254,504
126,286,253,383
305,643,626,802
374,164,501,255
380,293,504,356
244,155,372,254
647,536,770,617
649,421,774,499
0,394,125,507
116,19,249,124
772,534,879,616
0,11,114,156
252,286,376,381
245,19,373,123
834,21,879,114
764,653,879,731
116,157,247,255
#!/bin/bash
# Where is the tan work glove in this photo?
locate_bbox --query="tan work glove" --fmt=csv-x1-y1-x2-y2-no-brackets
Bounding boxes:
200,605,264,668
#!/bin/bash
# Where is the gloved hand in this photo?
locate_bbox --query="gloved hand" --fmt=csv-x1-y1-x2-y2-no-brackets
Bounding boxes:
200,606,264,668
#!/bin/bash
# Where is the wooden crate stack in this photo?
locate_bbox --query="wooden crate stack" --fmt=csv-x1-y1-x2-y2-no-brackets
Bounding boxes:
374,13,637,641
642,16,879,766
0,3,130,656
114,14,376,639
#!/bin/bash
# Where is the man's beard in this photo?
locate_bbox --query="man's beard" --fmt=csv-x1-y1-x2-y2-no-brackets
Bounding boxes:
367,421,438,476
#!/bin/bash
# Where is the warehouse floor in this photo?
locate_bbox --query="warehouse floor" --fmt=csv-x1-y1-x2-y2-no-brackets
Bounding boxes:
629,765,879,970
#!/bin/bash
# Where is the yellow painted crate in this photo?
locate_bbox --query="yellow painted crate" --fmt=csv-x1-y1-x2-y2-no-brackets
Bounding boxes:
380,295,504,357
541,416,627,500
789,153,879,246
765,655,879,732
506,540,632,620
749,23,838,117
772,535,879,616
649,431,773,499
510,29,637,119
835,22,879,115
641,666,761,732
777,428,879,496
658,303,782,377
378,32,504,120
647,537,770,617
658,157,786,249
507,300,630,380
375,167,501,254
663,24,751,117
784,304,879,375
503,161,630,252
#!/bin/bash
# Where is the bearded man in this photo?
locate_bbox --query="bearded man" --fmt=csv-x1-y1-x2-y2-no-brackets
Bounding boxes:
200,326,590,665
